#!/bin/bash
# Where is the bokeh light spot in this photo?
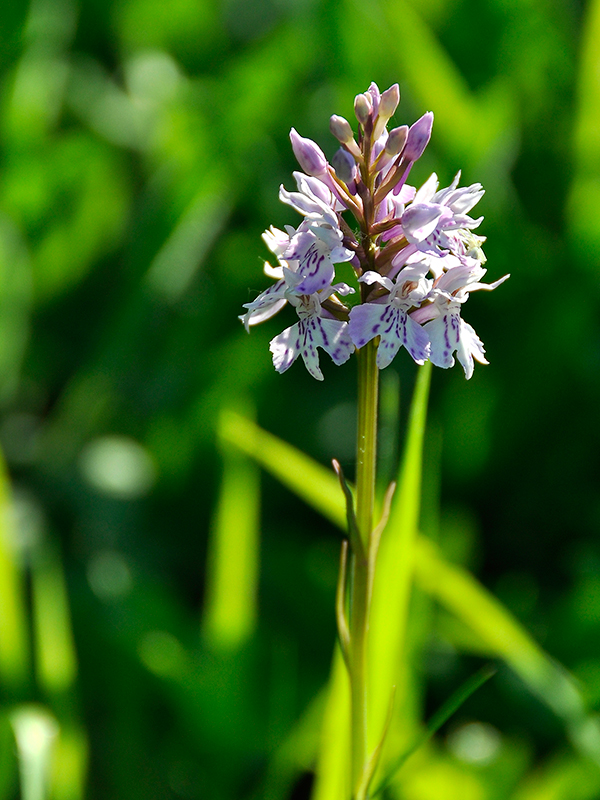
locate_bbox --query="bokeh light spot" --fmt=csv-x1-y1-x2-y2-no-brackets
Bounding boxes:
79,436,157,499
447,721,501,764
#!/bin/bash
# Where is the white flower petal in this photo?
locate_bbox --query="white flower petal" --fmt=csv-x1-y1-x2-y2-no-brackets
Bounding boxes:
359,271,394,292
270,323,305,375
402,203,448,244
331,282,355,296
424,311,461,369
456,320,488,380
293,240,335,295
349,303,429,367
349,303,388,348
244,298,288,328
240,280,287,331
269,314,353,381
413,172,439,204
262,226,290,256
264,261,284,279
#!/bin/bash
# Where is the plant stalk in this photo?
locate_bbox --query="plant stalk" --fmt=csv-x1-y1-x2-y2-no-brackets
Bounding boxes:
350,339,379,799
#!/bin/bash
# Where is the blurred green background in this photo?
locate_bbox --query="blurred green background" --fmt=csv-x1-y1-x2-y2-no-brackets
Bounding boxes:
1,0,600,797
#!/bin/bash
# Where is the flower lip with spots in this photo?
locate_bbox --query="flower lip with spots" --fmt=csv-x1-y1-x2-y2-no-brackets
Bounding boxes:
270,284,355,381
410,263,510,379
348,265,432,369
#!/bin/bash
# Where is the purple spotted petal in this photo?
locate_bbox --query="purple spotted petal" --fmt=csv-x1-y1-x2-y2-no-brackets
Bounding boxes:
456,320,488,380
293,240,335,295
240,280,287,331
424,310,461,369
317,318,355,366
374,306,430,367
269,317,353,381
348,302,387,349
349,303,430,367
270,323,305,375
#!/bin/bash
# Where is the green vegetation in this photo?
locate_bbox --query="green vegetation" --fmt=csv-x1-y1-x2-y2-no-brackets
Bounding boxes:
1,0,600,797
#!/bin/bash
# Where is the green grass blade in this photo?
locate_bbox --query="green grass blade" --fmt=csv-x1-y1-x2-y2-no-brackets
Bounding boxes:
31,543,78,694
0,447,30,693
368,363,432,749
512,752,600,800
372,664,496,797
343,0,516,169
49,723,88,800
10,705,59,800
222,412,600,764
0,710,17,800
260,688,326,800
311,649,350,800
218,409,345,530
413,536,600,763
202,408,261,650
567,0,600,257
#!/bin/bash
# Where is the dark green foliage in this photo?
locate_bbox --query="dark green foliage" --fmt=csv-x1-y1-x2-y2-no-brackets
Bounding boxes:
0,0,599,797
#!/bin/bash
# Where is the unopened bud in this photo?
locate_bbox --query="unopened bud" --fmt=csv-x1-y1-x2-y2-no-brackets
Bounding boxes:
354,93,372,127
372,84,401,140
384,125,408,157
403,111,434,162
330,115,354,144
289,128,328,176
366,82,381,116
331,147,356,184
379,84,400,121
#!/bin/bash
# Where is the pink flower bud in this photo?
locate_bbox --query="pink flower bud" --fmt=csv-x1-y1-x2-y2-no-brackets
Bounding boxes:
384,125,408,157
403,112,434,162
354,93,372,126
379,84,400,121
289,128,328,176
332,147,356,184
372,84,401,140
330,115,354,144
366,82,381,117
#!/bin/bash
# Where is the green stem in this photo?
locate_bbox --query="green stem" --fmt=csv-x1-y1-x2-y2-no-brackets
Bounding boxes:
355,341,379,547
350,339,379,799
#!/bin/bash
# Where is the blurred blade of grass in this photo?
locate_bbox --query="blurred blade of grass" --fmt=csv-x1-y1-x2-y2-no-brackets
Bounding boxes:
372,664,496,797
512,751,600,800
145,176,233,303
342,0,517,172
49,724,88,800
31,542,78,695
0,447,30,693
31,135,131,303
0,708,17,799
114,0,223,56
369,363,431,754
413,536,600,765
30,540,88,799
0,216,33,404
223,414,600,764
219,409,345,530
203,407,261,651
10,705,58,800
260,686,327,800
311,649,350,800
221,21,319,154
567,0,600,260
2,0,76,146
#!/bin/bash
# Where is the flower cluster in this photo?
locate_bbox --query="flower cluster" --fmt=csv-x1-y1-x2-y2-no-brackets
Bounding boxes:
240,83,508,380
